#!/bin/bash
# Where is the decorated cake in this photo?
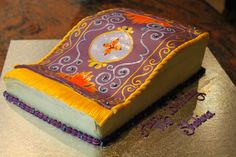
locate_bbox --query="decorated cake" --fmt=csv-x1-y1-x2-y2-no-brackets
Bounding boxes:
3,8,208,146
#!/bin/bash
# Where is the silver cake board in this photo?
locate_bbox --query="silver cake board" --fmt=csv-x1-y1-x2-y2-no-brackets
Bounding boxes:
0,40,235,157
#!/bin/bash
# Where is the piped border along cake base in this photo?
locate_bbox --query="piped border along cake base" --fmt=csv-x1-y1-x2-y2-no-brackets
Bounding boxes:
3,67,205,147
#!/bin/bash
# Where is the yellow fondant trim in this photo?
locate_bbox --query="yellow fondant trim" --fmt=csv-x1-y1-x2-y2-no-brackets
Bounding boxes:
4,68,113,126
111,32,209,113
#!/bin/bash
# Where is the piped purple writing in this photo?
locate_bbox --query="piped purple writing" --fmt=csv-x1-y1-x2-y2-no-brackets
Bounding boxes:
140,115,174,137
177,111,215,136
139,90,215,137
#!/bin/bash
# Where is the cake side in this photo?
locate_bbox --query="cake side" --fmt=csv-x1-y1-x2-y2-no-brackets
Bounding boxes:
4,78,100,138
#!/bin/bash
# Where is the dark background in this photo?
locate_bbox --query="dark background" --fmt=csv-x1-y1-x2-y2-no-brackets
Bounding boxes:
0,0,235,85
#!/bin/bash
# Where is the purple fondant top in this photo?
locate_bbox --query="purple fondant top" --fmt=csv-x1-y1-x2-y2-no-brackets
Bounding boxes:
16,8,203,109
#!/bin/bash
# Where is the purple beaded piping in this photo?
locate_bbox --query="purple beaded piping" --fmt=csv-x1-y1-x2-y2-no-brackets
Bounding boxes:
3,91,103,146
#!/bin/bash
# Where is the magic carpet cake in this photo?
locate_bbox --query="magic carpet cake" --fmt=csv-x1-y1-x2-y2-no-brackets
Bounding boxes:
3,8,208,146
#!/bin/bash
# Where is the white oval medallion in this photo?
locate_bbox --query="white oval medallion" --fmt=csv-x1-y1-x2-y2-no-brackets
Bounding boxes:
89,31,133,63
